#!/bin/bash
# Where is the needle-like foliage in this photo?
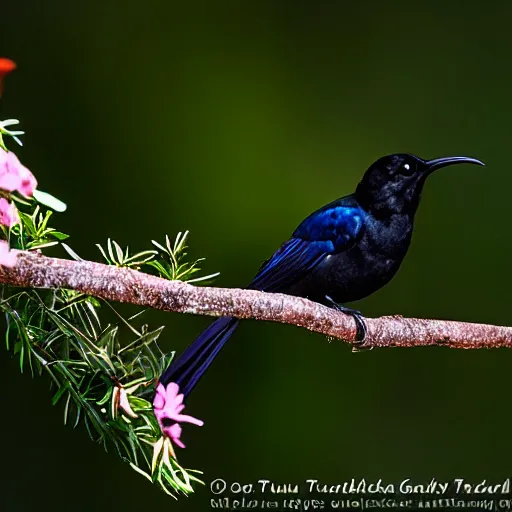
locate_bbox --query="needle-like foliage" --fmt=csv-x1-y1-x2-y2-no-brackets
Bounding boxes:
0,159,215,497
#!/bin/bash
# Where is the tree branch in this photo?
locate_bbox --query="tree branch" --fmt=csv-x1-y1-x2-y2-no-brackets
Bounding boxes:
0,251,510,349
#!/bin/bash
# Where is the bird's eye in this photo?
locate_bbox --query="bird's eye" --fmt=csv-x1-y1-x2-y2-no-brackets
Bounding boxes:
399,162,415,176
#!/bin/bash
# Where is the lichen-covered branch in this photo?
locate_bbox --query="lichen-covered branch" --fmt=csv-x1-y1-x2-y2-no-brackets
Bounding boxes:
0,251,511,350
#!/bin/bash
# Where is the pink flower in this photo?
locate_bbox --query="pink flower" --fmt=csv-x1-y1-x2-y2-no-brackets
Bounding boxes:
153,382,204,449
0,240,16,267
0,148,37,197
0,197,19,227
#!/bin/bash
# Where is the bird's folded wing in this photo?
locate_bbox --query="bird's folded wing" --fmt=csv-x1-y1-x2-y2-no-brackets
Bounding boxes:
247,237,330,292
247,204,365,293
294,204,364,249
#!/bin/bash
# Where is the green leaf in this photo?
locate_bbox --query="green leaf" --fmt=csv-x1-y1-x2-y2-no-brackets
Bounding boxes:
186,271,220,284
113,240,124,264
18,211,36,237
96,243,111,264
52,381,70,405
61,243,83,261
33,189,67,212
49,231,69,241
119,326,165,355
28,241,59,250
107,239,115,263
36,209,52,235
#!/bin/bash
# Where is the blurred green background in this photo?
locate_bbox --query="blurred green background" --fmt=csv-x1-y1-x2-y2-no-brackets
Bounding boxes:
1,1,511,510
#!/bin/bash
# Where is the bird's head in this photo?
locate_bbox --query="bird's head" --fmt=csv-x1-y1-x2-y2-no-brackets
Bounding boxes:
355,153,484,216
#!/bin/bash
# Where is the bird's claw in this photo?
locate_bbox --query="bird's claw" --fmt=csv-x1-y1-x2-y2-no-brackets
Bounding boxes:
324,296,371,351
350,313,372,351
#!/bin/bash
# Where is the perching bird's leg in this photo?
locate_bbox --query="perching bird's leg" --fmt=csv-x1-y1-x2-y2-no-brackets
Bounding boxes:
324,296,371,351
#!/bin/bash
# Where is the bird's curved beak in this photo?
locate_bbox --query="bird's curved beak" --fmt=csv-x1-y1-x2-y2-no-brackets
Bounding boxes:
425,156,485,173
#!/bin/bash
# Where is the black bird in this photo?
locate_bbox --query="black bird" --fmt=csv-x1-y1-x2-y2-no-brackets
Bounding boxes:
159,153,484,397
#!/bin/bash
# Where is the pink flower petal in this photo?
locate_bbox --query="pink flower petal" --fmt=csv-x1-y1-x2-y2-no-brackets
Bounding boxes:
165,424,185,448
0,149,37,197
153,386,166,409
174,413,204,427
166,382,180,399
6,152,37,197
0,197,19,227
0,172,21,193
0,240,17,267
153,382,203,449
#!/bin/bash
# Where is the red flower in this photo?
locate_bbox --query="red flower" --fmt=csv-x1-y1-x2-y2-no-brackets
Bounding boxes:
0,59,16,97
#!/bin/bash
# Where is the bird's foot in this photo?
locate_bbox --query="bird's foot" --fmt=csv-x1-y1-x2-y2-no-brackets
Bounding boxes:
324,296,371,352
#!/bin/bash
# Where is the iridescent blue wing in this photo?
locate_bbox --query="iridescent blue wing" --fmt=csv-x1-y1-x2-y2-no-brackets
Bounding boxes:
294,203,364,251
248,237,329,292
248,202,365,292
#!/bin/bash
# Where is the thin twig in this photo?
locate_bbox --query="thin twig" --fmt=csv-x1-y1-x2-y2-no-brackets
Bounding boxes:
0,251,510,349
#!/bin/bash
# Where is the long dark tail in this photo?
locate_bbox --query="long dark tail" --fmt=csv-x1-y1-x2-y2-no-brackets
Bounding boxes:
159,316,240,397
